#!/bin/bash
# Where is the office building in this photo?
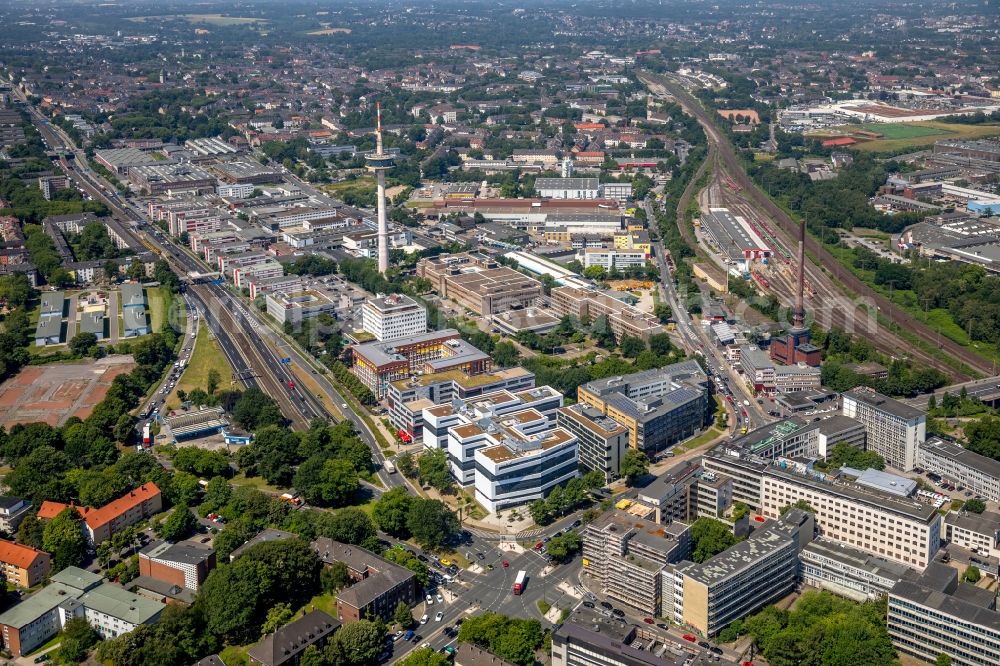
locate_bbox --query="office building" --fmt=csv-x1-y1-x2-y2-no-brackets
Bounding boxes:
577,362,709,455
311,538,418,624
38,482,163,545
842,388,925,472
800,538,913,602
388,366,536,441
557,403,629,482
248,611,340,666
551,286,663,342
417,252,543,316
474,421,578,514
887,562,1000,666
582,511,691,616
217,183,255,198
265,289,337,325
944,511,1000,562
581,248,647,271
362,294,427,342
351,329,491,400
739,346,822,394
0,541,50,588
636,461,702,524
663,510,812,637
760,465,941,569
137,540,216,592
918,437,1000,503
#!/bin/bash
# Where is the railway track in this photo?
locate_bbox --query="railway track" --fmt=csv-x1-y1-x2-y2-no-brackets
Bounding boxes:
640,70,989,380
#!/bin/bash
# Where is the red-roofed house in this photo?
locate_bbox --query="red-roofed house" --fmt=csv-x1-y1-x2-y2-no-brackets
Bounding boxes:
821,137,857,147
0,540,50,588
38,483,162,545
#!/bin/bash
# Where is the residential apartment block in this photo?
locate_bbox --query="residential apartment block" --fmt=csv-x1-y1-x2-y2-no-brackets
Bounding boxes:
842,388,925,472
582,511,691,616
577,362,709,455
38,482,163,545
0,496,31,533
0,541,50,588
311,538,418,624
888,562,1000,666
361,293,427,342
248,610,340,666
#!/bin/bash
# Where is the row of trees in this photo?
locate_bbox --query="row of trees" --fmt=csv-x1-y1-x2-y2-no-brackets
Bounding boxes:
528,471,605,526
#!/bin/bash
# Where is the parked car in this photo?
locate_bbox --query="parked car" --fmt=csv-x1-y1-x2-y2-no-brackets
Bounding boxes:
583,601,595,609
436,594,443,603
435,611,444,622
420,614,428,625
643,618,654,624
425,594,433,605
682,634,696,642
612,609,625,618
698,641,711,649
600,601,613,610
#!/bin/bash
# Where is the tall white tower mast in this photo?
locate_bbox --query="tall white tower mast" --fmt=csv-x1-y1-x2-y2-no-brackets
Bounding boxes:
366,102,394,275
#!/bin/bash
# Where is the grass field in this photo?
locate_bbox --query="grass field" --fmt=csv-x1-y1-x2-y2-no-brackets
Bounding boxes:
128,14,267,25
306,27,352,35
818,121,1000,153
164,324,233,409
858,123,945,140
146,288,166,332
324,176,375,193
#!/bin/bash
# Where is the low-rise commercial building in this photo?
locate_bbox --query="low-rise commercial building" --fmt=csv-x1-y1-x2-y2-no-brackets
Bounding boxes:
577,362,710,455
351,329,490,400
128,164,217,195
944,511,1000,562
580,248,647,271
417,252,543,316
918,437,1000,503
800,538,914,602
265,289,337,325
887,562,1000,666
550,286,663,342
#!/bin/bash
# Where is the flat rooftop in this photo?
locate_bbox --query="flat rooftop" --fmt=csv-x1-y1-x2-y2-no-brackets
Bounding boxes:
844,388,925,421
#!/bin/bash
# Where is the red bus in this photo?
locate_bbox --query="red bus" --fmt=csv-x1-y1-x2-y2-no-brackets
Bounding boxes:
513,570,526,595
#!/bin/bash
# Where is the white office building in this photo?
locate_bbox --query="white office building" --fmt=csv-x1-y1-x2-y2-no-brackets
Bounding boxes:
842,388,925,472
580,248,647,271
918,437,1000,503
361,294,427,342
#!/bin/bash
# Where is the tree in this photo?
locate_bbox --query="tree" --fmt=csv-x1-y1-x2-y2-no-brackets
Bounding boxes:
407,499,460,549
233,388,285,430
321,560,352,592
964,565,981,583
157,507,198,541
54,616,99,664
373,487,415,537
689,517,738,563
456,613,543,666
393,600,414,629
69,332,98,356
297,457,359,507
619,335,646,358
965,498,986,514
653,303,673,324
333,619,386,666
779,499,816,516
207,368,221,394
319,507,378,549
544,531,582,562
261,603,294,637
620,449,649,485
418,448,453,492
396,451,416,477
492,340,520,368
42,508,88,571
935,654,952,666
